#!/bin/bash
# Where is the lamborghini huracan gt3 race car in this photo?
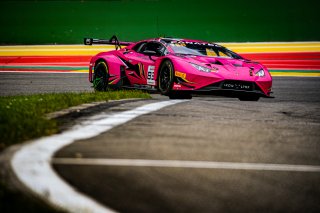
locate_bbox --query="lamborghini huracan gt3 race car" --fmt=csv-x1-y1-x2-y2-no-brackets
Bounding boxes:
85,36,273,101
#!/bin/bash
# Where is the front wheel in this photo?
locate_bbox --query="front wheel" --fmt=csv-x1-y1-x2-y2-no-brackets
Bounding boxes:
158,60,174,96
93,61,109,91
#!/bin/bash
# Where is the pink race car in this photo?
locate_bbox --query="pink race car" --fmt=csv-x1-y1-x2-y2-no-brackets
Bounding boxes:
85,36,273,101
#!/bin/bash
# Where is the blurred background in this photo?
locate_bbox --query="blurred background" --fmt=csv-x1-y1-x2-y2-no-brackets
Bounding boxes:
1,0,319,44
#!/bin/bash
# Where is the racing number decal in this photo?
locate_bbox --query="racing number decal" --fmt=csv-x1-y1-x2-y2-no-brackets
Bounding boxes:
147,65,155,85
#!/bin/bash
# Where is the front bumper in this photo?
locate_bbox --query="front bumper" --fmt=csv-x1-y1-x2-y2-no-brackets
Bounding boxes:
193,80,273,98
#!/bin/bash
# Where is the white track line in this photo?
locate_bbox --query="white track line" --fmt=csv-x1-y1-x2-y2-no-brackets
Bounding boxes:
11,100,187,213
53,158,320,172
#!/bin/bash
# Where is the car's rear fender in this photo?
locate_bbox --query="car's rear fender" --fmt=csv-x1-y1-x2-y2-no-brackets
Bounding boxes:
89,53,123,85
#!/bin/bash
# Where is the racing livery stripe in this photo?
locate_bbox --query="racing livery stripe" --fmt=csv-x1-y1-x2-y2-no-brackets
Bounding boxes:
0,43,319,76
269,69,320,77
0,70,88,73
0,65,87,70
2,59,319,71
0,42,319,56
240,52,320,60
0,45,115,56
2,69,318,76
270,73,320,77
1,68,319,76
0,56,91,63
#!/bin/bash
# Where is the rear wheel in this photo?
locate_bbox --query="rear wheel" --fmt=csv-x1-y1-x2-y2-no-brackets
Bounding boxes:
238,95,260,101
93,61,108,91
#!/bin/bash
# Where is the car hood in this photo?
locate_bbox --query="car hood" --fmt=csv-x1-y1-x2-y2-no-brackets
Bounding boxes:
171,54,268,81
174,54,261,70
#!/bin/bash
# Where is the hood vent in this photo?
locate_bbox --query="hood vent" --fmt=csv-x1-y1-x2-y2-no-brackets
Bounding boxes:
211,60,224,66
232,63,242,67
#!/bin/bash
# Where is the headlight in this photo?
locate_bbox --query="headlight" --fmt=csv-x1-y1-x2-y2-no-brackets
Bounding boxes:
255,69,265,77
190,63,211,73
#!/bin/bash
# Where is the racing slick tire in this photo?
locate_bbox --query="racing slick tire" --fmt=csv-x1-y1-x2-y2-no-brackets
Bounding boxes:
238,95,260,101
158,60,192,99
158,60,175,96
93,60,109,91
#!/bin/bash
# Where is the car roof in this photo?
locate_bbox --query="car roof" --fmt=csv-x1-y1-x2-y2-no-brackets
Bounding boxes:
127,37,221,50
136,37,213,43
160,38,219,46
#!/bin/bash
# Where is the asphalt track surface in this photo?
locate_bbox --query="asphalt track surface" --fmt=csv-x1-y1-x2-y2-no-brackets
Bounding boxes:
2,73,320,212
0,73,91,96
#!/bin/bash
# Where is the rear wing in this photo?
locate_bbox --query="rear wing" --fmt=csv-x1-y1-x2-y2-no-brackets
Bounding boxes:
84,35,133,50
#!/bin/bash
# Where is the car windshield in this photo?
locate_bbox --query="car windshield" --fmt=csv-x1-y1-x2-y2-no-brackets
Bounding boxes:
168,42,243,59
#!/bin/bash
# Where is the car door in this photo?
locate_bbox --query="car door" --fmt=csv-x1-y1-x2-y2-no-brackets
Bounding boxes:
124,41,165,87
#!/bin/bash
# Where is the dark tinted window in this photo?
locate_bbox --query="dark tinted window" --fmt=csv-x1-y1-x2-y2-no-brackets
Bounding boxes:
168,42,243,59
139,42,166,56
132,42,147,52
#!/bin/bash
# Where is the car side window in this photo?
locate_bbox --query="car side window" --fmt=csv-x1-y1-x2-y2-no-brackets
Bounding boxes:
132,42,147,52
139,42,166,56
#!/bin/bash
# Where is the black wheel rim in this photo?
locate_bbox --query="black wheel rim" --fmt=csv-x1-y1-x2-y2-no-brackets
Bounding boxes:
159,65,172,92
93,63,108,91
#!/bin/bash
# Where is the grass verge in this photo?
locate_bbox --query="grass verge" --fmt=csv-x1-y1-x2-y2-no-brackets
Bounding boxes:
0,90,150,213
0,90,150,151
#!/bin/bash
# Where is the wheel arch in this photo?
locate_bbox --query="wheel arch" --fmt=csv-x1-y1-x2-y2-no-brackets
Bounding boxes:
93,58,109,78
93,54,125,85
157,58,176,95
156,57,175,89
92,59,109,91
